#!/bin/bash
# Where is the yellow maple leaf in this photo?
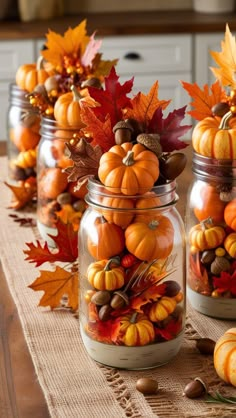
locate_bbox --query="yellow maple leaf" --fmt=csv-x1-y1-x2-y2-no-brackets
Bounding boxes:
28,265,78,311
210,23,236,88
124,81,170,124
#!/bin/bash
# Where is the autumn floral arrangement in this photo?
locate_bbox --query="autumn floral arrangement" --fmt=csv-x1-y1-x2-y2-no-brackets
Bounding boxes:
182,24,236,300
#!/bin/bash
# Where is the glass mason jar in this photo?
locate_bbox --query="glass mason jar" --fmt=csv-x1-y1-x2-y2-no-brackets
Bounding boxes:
7,83,41,183
186,151,236,319
37,117,86,245
79,177,186,369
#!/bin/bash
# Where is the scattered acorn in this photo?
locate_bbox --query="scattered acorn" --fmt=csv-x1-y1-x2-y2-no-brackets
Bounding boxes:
195,338,216,355
183,377,208,399
136,377,159,395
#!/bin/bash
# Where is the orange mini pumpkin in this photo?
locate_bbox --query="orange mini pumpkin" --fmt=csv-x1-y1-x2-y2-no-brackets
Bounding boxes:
224,232,236,258
38,167,68,200
125,215,174,261
192,183,226,224
224,198,236,231
192,111,236,159
10,114,41,152
15,57,49,93
101,196,135,228
98,142,160,195
87,216,125,260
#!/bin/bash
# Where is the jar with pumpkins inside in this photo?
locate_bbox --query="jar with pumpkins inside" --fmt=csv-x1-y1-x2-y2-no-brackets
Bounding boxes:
186,109,236,319
78,146,186,369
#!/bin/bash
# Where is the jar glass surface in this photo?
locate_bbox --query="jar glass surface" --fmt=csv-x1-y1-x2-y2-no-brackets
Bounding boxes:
37,117,86,245
79,177,186,369
186,151,236,319
7,83,41,183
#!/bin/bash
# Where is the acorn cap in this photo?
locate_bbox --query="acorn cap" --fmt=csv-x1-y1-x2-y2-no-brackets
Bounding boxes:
113,120,134,133
137,133,162,156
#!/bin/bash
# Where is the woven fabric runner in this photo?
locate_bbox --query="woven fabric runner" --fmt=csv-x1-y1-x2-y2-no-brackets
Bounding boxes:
1,156,236,418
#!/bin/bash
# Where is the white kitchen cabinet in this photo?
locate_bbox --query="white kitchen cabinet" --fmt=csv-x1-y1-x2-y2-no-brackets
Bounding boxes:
194,33,225,87
100,35,192,120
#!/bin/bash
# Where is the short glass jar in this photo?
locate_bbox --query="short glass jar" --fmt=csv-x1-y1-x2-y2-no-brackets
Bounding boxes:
37,117,86,245
79,177,186,369
186,151,236,319
7,83,41,183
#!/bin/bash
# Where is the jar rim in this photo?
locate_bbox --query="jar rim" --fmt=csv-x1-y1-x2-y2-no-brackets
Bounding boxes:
192,151,236,183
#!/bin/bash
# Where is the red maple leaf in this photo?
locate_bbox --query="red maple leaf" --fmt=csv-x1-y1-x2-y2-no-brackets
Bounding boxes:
213,271,236,296
80,105,114,152
24,219,78,266
148,106,190,152
85,66,133,127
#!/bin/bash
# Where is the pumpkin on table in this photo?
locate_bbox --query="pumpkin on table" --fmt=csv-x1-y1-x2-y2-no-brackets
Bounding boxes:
98,142,160,195
214,328,236,387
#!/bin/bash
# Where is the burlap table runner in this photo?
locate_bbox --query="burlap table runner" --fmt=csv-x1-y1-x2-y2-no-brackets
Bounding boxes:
1,156,236,418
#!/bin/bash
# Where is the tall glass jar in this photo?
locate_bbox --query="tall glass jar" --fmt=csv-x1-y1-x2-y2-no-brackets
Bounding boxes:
7,83,41,183
79,177,186,369
186,151,236,319
37,117,86,246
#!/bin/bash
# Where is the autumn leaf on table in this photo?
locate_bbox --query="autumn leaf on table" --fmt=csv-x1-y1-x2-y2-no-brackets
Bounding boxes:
4,179,37,210
84,66,133,128
24,218,78,267
28,266,78,311
125,81,170,127
148,106,190,152
64,137,103,185
181,80,227,121
210,23,236,89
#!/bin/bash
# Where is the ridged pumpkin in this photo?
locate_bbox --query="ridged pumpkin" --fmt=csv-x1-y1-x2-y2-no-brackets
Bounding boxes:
214,328,236,387
37,167,68,200
15,57,50,93
118,312,155,346
189,218,225,251
148,296,177,322
125,215,174,261
87,216,125,260
192,111,236,159
10,114,41,152
98,142,160,195
87,259,125,291
14,149,37,168
224,232,236,258
224,199,236,231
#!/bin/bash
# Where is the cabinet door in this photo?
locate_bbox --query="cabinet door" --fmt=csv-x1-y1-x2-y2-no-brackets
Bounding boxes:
194,33,224,87
0,40,34,81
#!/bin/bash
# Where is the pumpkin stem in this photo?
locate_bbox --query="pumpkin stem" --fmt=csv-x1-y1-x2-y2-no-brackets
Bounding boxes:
148,219,160,229
130,312,138,324
71,85,82,102
36,55,45,71
104,257,120,271
218,110,233,130
200,217,213,230
122,150,135,166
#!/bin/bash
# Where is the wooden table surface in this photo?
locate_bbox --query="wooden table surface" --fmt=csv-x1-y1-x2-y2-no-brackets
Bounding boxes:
0,141,193,418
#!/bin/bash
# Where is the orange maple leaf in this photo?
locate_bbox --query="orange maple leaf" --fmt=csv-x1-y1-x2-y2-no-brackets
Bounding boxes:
210,24,236,88
124,81,170,125
181,80,227,120
28,265,78,311
130,283,166,312
80,105,114,152
4,179,37,210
